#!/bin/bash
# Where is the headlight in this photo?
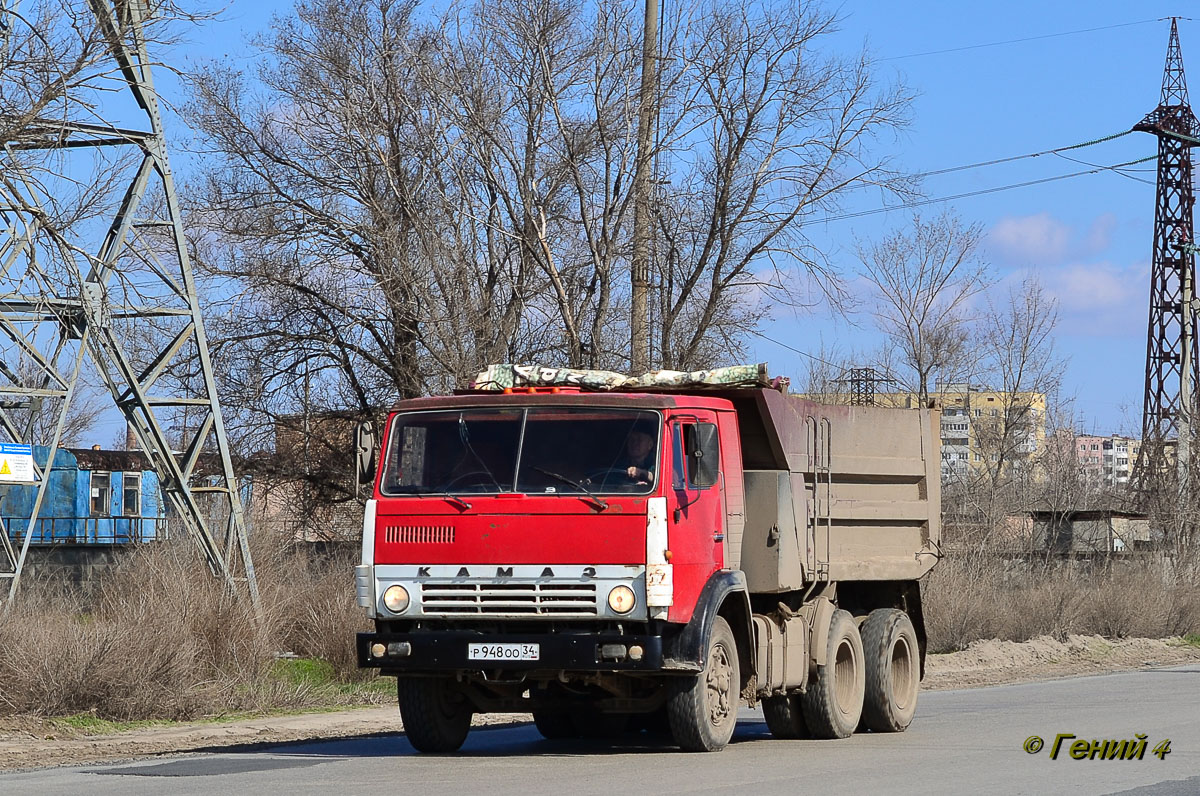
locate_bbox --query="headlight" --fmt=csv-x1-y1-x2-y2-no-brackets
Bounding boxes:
608,585,636,614
383,584,410,613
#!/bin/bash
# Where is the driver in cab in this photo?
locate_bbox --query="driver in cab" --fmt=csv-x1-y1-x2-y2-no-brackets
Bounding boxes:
623,428,655,485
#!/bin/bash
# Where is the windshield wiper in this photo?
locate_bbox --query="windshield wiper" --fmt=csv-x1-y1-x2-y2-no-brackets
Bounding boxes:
458,414,503,490
533,466,609,512
413,488,472,510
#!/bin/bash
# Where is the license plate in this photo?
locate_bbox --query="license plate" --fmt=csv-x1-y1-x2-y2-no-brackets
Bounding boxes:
467,643,540,661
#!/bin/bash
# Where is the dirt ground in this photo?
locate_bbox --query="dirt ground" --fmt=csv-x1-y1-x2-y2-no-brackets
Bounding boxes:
2,634,1198,772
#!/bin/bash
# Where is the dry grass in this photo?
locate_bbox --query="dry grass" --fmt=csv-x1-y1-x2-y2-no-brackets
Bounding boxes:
7,537,1199,719
923,554,1200,653
0,540,383,721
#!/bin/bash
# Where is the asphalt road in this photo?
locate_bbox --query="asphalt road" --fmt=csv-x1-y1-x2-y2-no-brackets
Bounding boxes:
4,665,1199,796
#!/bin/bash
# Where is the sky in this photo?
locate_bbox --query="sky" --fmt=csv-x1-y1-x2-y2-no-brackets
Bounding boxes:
151,1,1199,438
745,3,1195,437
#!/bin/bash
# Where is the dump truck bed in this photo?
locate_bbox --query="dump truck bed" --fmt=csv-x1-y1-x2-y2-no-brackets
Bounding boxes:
706,387,940,589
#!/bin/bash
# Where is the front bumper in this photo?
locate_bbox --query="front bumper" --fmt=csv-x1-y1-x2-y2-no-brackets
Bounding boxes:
357,629,665,672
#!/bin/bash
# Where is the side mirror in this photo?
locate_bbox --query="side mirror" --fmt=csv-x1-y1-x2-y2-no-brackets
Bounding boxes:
688,423,720,488
354,420,378,487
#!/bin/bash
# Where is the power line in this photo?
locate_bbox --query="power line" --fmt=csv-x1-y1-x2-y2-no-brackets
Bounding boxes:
1050,151,1155,185
911,130,1134,180
814,155,1157,225
745,328,842,369
880,19,1160,62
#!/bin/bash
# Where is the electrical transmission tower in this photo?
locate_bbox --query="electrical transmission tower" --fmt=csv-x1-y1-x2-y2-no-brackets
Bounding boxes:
834,367,894,406
1136,18,1200,483
0,1,258,607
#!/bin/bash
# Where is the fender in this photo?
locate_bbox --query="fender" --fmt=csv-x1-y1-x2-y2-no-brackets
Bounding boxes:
662,569,753,683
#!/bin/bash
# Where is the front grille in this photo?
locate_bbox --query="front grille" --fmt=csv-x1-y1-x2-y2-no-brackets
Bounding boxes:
420,582,598,616
385,525,455,544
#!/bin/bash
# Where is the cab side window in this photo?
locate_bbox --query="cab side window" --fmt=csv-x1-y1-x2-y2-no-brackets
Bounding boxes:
673,421,720,489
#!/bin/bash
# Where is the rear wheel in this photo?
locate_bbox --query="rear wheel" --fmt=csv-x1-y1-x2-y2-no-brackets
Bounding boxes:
532,710,577,740
397,677,473,753
572,708,629,738
667,616,740,752
860,608,920,733
801,609,865,739
763,693,809,739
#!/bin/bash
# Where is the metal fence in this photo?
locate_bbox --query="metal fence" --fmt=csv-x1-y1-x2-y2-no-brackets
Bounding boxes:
3,516,169,545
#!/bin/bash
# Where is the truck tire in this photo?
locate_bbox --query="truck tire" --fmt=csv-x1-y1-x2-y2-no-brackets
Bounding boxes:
667,616,740,752
571,708,628,738
763,694,809,739
532,711,577,740
860,608,920,733
397,677,473,753
801,609,865,739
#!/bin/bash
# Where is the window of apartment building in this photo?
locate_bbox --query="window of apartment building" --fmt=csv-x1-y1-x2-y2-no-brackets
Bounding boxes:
990,409,998,417
1091,444,1099,450
90,471,111,517
123,473,141,517
974,453,981,462
974,409,982,417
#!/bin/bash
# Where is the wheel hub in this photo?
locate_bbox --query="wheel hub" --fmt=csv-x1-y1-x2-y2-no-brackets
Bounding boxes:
706,643,733,725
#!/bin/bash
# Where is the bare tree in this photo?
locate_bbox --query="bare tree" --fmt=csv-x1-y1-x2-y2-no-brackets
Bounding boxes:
650,1,911,369
186,0,912,478
970,279,1064,486
187,1,533,414
940,279,1066,551
857,211,990,406
433,0,643,370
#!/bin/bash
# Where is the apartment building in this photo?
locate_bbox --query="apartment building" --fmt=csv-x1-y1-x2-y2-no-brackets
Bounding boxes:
818,384,1047,481
1075,433,1140,486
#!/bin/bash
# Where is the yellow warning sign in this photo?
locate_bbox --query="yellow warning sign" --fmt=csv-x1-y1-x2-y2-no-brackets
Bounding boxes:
0,460,8,475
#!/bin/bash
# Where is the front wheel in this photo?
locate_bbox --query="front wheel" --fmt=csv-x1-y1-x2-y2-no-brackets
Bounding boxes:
801,609,865,739
860,608,920,733
397,677,473,753
667,616,740,752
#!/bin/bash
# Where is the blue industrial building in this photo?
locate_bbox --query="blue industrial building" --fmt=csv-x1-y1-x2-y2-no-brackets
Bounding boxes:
1,446,164,544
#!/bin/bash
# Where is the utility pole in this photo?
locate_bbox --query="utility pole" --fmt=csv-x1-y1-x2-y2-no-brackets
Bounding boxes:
630,0,659,374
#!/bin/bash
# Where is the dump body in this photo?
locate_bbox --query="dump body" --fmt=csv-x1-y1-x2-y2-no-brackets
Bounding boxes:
714,387,940,588
355,369,940,753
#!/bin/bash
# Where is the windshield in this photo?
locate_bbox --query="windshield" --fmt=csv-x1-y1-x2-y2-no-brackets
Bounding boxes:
381,407,661,495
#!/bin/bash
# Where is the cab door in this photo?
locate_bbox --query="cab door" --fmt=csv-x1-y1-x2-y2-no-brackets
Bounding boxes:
666,412,725,623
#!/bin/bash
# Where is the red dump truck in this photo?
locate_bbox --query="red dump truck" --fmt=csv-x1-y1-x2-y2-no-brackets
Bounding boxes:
355,364,940,753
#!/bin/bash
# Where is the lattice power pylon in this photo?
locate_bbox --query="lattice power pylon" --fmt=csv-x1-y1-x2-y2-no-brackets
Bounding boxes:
1135,18,1200,482
0,1,258,607
834,367,893,406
